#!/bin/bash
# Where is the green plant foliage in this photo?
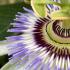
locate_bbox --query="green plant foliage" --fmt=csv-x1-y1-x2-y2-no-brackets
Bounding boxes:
0,2,31,40
0,55,8,68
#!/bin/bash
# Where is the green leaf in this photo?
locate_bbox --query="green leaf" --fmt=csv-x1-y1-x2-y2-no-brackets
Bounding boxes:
0,55,8,68
0,2,31,40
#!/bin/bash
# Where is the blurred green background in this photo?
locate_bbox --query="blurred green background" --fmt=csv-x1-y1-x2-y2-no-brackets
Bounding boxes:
0,0,31,68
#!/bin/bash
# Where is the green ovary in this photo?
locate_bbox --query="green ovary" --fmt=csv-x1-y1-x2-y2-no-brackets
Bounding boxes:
62,20,70,29
47,21,70,44
42,21,70,50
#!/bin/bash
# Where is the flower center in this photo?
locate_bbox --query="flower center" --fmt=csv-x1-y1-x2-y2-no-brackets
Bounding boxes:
33,18,70,59
53,20,70,38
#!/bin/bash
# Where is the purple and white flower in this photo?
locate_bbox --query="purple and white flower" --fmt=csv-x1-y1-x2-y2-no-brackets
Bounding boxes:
1,0,70,70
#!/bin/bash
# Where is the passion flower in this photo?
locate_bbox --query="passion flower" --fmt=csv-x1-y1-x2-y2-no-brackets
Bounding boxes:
1,0,70,70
